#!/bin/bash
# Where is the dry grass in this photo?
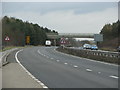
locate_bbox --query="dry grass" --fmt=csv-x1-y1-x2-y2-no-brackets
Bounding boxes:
57,47,119,65
1,46,23,52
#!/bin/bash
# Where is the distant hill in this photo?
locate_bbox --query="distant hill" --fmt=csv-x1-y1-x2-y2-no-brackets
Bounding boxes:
100,20,120,50
2,16,58,46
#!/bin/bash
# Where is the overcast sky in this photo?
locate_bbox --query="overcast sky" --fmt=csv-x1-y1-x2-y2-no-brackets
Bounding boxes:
2,2,118,33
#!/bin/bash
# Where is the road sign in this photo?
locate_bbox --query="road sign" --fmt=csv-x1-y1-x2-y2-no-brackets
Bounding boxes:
26,36,30,44
94,34,103,42
60,37,66,44
5,36,10,41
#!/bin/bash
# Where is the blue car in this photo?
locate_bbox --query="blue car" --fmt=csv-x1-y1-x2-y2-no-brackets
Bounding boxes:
91,45,98,50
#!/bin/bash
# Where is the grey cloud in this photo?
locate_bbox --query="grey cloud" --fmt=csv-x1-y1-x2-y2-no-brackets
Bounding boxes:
2,2,117,15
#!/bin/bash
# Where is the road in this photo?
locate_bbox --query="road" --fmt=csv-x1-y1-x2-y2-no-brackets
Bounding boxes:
8,46,118,88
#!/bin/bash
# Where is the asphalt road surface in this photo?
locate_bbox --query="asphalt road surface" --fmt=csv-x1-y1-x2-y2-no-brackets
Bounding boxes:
8,46,119,88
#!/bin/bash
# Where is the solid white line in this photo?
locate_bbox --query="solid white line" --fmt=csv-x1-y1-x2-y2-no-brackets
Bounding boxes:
86,69,92,72
42,86,48,88
15,49,48,88
109,75,119,79
40,83,45,86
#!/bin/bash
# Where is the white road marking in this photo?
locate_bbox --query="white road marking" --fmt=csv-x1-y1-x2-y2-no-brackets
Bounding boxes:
37,50,44,56
37,50,41,54
98,72,101,74
43,86,48,88
40,83,45,86
109,75,119,79
73,65,78,68
64,63,68,65
38,50,50,59
15,49,48,88
57,60,60,62
86,69,92,72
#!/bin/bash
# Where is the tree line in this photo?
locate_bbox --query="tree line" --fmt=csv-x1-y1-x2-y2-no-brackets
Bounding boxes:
100,20,120,49
2,16,58,46
2,16,119,49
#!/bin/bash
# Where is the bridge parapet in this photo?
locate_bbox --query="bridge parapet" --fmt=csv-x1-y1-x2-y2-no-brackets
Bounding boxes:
47,33,96,39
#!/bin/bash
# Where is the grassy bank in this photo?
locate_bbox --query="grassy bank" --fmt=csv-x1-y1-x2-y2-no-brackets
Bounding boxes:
0,45,43,52
56,47,119,65
100,47,117,52
0,46,24,52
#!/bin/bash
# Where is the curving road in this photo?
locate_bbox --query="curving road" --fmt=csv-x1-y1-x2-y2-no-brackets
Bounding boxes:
8,46,119,88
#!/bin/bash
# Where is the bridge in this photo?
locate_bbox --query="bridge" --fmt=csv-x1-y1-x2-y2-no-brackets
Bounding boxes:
46,33,96,39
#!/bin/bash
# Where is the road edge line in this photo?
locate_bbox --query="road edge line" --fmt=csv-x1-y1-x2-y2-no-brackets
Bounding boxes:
15,49,48,88
109,75,119,79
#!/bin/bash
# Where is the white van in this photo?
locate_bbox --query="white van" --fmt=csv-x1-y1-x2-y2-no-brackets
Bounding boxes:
45,40,51,46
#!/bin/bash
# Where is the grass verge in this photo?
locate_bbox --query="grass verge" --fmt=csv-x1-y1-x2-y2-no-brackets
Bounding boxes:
56,47,119,65
0,46,24,52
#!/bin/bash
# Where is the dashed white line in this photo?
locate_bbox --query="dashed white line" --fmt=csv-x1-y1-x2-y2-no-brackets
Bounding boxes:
64,63,68,65
37,50,44,56
73,65,78,68
56,60,60,62
37,50,41,54
38,50,50,59
86,69,92,72
109,75,119,79
98,72,101,74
